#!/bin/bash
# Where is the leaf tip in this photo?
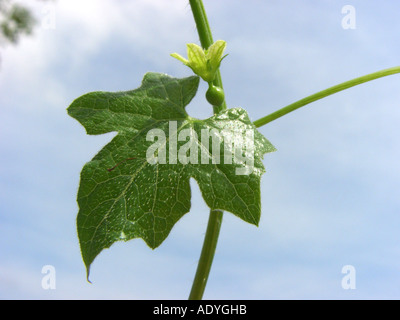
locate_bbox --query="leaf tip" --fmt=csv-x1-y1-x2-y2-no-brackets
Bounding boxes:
85,266,92,284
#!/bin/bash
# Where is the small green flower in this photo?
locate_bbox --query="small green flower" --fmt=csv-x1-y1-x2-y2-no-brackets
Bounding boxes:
171,40,227,83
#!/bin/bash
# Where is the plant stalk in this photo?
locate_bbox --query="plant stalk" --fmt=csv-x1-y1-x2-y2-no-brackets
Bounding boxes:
189,210,223,300
189,0,227,114
188,0,226,300
253,66,400,128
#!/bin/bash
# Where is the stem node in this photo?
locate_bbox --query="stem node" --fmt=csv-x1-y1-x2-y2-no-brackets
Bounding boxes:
188,0,226,300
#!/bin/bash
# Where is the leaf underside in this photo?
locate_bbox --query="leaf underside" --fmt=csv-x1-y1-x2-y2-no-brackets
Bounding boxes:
67,72,275,277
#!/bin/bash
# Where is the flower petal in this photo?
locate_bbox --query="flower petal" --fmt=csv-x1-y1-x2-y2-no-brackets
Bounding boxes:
170,53,189,65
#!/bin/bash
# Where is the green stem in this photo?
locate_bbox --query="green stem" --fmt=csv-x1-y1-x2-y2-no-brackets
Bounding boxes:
189,0,227,114
188,0,225,300
253,66,400,128
188,210,223,300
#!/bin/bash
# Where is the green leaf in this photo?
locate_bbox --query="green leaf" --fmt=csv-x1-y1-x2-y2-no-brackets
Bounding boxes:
67,72,275,277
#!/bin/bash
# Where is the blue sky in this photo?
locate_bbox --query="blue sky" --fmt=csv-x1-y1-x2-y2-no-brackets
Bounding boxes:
1,0,399,299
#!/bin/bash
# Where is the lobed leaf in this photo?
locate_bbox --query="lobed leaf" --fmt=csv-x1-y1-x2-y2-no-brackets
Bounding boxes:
68,72,275,277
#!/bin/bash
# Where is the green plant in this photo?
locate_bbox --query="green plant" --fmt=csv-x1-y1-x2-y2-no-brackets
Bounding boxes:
0,0,54,45
67,0,400,299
